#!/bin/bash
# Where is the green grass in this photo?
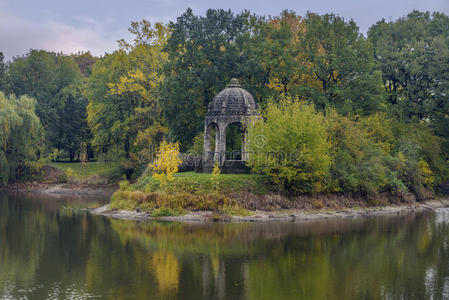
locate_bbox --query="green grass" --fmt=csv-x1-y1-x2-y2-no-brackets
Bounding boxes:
49,161,119,179
109,171,266,216
151,207,183,217
134,171,269,194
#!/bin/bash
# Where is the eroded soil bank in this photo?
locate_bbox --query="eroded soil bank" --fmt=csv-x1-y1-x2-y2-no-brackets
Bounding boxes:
91,198,449,223
4,181,449,223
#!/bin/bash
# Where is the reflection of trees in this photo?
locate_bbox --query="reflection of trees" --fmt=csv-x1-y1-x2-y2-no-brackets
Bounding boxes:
0,194,58,287
107,214,449,300
3,191,449,300
244,214,449,300
151,250,180,297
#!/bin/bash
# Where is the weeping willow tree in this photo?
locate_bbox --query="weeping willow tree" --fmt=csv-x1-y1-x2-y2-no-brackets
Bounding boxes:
0,92,43,185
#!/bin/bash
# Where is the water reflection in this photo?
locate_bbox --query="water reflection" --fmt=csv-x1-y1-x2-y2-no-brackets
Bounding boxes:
1,192,449,299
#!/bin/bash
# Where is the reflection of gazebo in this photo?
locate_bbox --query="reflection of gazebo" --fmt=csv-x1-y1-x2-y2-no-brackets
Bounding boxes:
202,78,259,173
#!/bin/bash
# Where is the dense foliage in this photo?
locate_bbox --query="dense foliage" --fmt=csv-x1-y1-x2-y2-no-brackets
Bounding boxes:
85,21,168,171
4,50,93,161
0,8,448,197
0,93,43,184
247,100,331,194
161,9,266,148
368,12,449,153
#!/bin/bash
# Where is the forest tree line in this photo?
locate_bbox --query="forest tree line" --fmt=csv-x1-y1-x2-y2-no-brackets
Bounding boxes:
1,9,449,198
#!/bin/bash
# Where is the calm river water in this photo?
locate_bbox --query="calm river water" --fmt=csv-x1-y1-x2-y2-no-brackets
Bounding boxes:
1,192,449,299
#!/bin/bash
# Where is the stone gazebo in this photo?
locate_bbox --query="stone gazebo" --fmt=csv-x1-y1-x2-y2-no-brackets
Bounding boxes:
202,78,259,173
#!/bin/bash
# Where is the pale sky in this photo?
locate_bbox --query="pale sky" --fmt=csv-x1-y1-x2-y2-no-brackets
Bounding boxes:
1,0,448,60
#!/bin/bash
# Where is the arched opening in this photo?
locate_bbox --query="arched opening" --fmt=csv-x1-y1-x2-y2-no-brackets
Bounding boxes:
225,122,243,160
204,122,218,164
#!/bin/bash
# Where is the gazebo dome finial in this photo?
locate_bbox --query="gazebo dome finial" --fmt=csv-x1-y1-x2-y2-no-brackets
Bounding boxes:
227,78,241,88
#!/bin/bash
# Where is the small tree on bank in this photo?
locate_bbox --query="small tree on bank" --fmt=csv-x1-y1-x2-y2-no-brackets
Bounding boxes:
149,141,182,188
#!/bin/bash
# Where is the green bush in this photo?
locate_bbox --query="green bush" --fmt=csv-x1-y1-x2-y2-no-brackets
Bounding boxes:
247,99,331,195
327,111,392,196
65,168,74,179
151,207,181,217
246,99,446,199
327,111,441,199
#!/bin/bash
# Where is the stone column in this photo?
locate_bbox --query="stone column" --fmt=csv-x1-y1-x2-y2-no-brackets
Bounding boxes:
241,129,248,161
203,123,211,165
214,123,226,165
215,126,220,162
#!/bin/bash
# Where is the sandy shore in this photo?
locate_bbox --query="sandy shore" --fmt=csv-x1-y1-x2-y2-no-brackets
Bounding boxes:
91,198,449,223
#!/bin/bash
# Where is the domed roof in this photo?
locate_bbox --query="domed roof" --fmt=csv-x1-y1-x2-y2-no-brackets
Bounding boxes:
207,78,257,116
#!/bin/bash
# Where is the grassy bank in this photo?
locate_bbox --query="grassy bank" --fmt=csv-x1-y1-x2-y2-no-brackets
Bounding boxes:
110,172,269,217
134,172,269,194
109,170,435,218
48,162,119,180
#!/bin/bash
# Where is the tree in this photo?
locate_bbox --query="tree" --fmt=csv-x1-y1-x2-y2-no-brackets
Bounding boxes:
149,141,182,188
161,8,266,149
298,13,386,114
247,98,331,194
369,11,449,155
326,111,393,195
258,10,320,99
7,50,88,160
85,21,168,165
0,92,43,184
73,51,97,77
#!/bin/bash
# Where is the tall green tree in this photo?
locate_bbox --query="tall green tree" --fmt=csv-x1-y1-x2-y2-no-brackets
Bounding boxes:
161,8,266,149
369,11,449,154
0,92,43,184
85,21,168,163
258,10,314,98
7,50,88,160
298,13,386,114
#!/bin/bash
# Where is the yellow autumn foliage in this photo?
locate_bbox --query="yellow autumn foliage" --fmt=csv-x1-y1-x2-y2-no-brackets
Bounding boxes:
149,141,182,187
211,162,221,190
419,159,434,187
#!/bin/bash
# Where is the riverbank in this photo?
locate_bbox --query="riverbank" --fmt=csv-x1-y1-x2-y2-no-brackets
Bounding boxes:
91,198,449,223
0,182,116,197
4,170,449,223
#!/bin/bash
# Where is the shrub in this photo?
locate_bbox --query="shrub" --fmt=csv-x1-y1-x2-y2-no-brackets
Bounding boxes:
328,111,443,199
190,132,204,156
327,111,391,196
211,162,221,190
394,122,448,184
65,168,74,179
119,177,132,191
151,207,181,217
149,141,182,188
419,159,434,187
247,99,331,195
312,199,325,209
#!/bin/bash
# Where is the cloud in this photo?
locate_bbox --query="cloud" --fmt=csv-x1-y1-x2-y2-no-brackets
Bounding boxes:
1,0,448,60
0,6,126,60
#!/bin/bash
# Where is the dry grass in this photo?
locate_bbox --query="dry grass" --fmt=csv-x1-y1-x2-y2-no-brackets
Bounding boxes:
110,188,251,216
